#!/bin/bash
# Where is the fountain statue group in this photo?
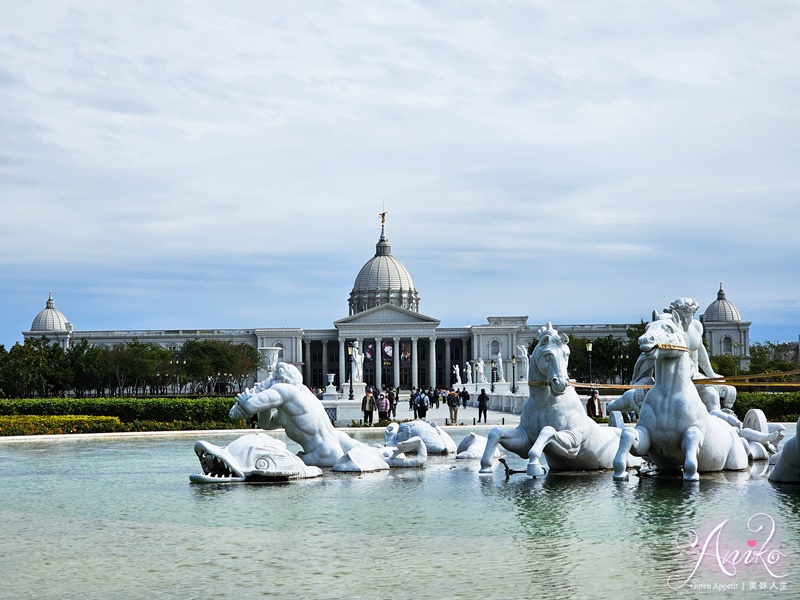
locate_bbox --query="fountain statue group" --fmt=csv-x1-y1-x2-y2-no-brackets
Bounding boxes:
191,296,799,485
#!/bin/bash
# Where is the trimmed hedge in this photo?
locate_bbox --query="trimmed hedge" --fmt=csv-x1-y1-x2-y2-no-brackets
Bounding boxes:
733,392,800,422
0,397,235,422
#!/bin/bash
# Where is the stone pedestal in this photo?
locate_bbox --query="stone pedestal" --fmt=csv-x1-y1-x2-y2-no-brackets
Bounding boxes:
320,397,363,427
491,381,512,395
345,382,366,401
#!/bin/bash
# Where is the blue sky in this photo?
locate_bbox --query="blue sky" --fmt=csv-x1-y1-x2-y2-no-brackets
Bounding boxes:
2,1,799,348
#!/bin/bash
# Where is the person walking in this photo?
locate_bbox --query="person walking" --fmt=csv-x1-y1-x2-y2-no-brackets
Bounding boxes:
387,387,397,418
459,387,470,409
414,388,429,419
447,388,459,425
376,391,390,422
428,387,438,409
477,388,490,424
361,388,376,426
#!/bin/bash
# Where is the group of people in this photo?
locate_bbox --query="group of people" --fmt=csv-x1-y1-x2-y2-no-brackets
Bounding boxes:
360,385,492,426
360,386,400,425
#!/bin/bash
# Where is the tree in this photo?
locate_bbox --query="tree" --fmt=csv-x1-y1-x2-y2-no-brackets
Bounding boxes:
67,339,106,398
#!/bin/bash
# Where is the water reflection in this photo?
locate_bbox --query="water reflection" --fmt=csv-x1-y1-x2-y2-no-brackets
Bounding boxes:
1,427,799,599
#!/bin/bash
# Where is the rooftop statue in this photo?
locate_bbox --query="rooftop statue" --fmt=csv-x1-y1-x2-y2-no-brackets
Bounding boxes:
190,434,323,483
480,323,639,476
768,418,800,483
612,313,750,481
230,362,368,467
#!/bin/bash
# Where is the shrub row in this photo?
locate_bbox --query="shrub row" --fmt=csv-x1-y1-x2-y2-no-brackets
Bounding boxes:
733,392,800,422
0,415,247,436
0,397,236,422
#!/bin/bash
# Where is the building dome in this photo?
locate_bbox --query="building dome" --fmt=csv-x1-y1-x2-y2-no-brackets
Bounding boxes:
702,284,742,322
30,292,71,332
348,219,420,315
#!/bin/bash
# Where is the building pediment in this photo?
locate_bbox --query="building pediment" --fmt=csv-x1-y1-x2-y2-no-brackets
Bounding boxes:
334,304,440,327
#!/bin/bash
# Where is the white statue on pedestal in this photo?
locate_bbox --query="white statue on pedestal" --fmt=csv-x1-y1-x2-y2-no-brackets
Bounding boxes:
453,364,462,386
516,344,530,380
352,342,365,383
464,362,472,385
476,359,488,383
496,352,506,382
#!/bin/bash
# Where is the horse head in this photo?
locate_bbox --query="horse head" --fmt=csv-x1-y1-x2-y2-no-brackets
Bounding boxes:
639,313,689,358
530,322,571,395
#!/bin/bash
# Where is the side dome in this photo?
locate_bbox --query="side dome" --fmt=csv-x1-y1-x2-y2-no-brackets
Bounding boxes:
30,292,71,332
702,284,742,322
348,221,420,315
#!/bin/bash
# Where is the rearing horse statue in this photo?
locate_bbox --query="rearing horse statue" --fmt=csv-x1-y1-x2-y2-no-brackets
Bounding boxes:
612,313,749,481
480,323,634,476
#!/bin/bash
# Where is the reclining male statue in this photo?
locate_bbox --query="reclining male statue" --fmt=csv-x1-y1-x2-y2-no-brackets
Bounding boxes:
229,362,367,467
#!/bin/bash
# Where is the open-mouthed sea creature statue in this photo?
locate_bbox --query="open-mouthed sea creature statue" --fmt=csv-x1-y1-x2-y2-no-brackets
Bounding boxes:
768,418,800,484
190,434,323,483
480,323,636,476
612,313,750,481
229,362,368,467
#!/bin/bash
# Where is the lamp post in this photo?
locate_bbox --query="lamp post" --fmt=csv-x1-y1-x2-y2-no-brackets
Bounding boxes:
170,358,186,395
347,342,354,400
491,360,496,393
586,341,593,386
511,355,517,394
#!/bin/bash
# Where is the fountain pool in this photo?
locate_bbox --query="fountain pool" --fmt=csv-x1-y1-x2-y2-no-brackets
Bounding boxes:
0,425,797,599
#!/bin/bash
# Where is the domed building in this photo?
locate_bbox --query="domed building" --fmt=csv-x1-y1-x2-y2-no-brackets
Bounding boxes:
22,215,750,394
348,219,419,315
24,292,73,349
700,284,751,369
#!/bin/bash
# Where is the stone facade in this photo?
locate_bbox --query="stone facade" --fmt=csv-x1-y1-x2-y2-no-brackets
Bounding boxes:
22,226,750,389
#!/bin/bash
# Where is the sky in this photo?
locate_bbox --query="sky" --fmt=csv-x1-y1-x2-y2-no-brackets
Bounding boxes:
2,1,799,349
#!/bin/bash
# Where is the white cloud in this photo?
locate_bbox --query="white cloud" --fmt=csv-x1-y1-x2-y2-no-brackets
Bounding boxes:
1,1,799,345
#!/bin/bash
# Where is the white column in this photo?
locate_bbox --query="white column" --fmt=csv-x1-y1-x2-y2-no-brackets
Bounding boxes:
444,338,451,387
411,337,419,389
304,339,312,384
338,339,345,390
428,336,437,390
393,337,400,389
375,337,382,391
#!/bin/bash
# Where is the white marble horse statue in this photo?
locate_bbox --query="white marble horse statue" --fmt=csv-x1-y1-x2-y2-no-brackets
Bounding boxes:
612,313,750,482
480,323,636,476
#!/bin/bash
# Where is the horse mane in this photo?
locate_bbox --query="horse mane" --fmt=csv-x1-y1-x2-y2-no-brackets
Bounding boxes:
537,322,559,340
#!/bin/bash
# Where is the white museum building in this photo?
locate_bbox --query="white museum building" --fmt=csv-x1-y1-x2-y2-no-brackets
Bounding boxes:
23,222,751,389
